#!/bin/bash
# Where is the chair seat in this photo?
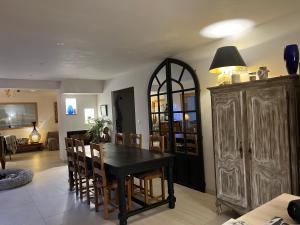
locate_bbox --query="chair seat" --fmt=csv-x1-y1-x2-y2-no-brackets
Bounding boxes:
134,169,162,179
95,175,130,189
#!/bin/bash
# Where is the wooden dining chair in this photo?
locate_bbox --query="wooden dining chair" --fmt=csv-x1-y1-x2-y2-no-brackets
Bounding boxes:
90,143,132,218
115,133,125,145
186,134,198,154
133,135,165,204
129,133,142,149
65,137,79,195
74,139,93,205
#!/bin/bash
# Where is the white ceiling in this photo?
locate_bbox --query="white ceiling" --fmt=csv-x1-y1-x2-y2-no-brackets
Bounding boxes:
0,0,299,80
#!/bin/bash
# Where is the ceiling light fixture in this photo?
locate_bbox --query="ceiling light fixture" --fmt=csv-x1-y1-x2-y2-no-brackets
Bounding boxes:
200,18,255,39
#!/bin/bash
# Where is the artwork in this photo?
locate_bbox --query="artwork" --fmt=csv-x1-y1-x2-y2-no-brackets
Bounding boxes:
0,103,38,129
54,102,58,123
100,105,108,117
84,108,95,124
65,98,77,115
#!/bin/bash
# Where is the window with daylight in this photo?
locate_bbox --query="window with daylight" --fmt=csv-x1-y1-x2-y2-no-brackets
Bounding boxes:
65,98,77,115
84,108,95,124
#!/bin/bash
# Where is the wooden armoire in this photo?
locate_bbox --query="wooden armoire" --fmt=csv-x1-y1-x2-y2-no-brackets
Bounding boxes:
208,75,300,214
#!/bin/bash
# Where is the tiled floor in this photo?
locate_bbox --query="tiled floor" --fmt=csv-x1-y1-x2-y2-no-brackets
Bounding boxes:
0,151,236,225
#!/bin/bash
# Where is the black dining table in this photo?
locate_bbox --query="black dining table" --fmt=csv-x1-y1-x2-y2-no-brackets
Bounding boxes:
69,143,176,225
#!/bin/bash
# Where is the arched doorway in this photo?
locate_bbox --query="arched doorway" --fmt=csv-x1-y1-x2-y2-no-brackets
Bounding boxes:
148,58,205,191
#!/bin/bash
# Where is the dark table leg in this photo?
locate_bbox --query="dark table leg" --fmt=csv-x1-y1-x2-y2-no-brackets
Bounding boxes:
117,176,127,225
167,158,176,209
68,170,74,191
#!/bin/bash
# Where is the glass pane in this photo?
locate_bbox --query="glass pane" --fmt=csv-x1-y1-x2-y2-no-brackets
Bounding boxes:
183,91,196,111
151,114,159,131
181,69,195,89
173,113,183,133
185,112,197,133
159,82,167,94
150,96,158,113
150,77,159,95
186,134,198,155
172,81,182,92
160,113,168,134
175,133,185,153
157,66,166,84
172,92,183,112
158,94,167,113
171,63,184,81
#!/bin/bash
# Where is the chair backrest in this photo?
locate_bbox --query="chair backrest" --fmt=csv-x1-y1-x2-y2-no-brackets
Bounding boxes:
186,134,198,154
90,143,107,187
115,133,125,145
129,133,142,149
65,137,76,169
74,139,87,176
149,135,164,153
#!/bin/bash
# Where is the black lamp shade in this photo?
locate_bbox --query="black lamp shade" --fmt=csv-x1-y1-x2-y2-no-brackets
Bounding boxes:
209,46,247,73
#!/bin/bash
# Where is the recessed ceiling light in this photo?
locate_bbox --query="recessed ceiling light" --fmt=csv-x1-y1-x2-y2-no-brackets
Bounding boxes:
200,19,255,39
56,42,65,46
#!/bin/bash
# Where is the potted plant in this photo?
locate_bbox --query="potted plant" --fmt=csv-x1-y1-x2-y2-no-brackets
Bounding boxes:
88,118,112,143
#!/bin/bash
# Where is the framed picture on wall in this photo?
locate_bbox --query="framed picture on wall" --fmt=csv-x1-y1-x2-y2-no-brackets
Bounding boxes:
100,105,108,116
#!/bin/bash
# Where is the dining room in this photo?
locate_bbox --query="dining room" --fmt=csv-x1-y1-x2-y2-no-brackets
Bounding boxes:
1,1,300,225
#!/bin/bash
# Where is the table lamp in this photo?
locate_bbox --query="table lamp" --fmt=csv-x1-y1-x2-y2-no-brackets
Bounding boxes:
209,46,247,85
29,122,41,143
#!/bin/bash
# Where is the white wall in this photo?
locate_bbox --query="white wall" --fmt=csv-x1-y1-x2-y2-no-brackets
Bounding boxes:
58,93,98,159
0,90,58,143
98,63,158,148
0,79,60,89
60,79,104,94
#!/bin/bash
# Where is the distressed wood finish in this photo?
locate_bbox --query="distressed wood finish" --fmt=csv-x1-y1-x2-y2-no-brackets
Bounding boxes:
212,91,248,209
247,86,291,208
209,75,300,214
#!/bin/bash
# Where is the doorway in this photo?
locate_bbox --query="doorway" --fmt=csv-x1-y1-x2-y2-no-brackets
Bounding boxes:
112,87,136,145
148,58,205,192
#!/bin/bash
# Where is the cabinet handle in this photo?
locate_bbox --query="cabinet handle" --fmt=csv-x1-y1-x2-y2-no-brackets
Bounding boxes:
239,142,243,158
248,147,252,160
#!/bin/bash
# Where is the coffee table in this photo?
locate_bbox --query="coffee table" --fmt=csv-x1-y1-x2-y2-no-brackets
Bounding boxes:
236,193,300,225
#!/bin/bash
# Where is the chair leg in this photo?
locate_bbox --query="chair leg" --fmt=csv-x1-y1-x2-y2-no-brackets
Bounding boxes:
94,182,99,212
75,172,79,196
103,188,109,219
127,179,132,210
144,178,149,204
161,176,165,200
139,179,143,192
131,177,134,194
79,176,83,200
86,178,90,205
150,180,153,197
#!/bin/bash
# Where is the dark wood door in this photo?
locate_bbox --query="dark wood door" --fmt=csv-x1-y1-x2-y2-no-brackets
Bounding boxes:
148,58,205,191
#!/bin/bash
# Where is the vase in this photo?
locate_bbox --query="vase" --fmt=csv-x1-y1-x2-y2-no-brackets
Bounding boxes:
284,44,299,75
67,105,74,115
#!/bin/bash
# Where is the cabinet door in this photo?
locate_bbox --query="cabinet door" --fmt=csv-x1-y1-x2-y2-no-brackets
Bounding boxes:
247,86,291,209
212,91,248,208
